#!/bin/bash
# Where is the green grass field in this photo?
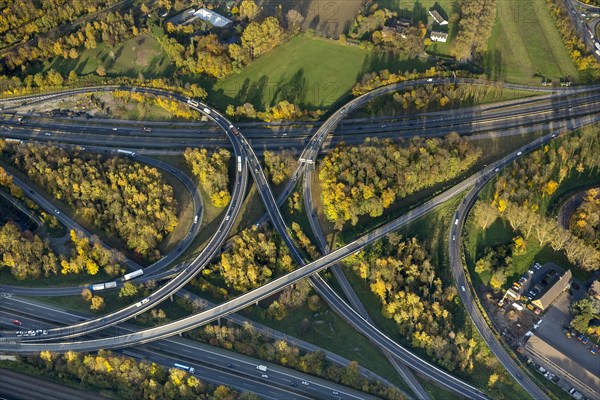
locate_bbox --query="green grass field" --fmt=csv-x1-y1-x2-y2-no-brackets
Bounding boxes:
44,34,173,78
211,34,433,111
485,0,578,84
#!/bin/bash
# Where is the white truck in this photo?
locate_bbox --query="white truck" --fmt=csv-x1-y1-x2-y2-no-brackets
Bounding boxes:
4,138,23,144
174,363,195,374
117,149,136,157
124,269,143,281
256,365,268,372
203,107,211,115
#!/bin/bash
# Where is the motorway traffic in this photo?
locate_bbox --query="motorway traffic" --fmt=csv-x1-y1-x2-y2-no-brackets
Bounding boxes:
1,79,599,399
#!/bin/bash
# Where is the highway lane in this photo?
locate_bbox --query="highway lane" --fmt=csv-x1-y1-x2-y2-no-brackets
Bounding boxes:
0,146,506,399
1,291,402,393
1,90,250,342
0,189,42,231
3,90,599,151
0,298,378,400
6,112,593,397
2,107,599,296
4,86,598,135
1,80,600,396
0,368,109,400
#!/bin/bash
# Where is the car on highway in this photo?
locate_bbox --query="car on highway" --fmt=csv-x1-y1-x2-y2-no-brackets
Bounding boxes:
461,286,466,292
12,319,22,326
44,132,52,136
427,78,433,82
517,151,522,156
452,235,456,241
54,209,60,214
112,127,118,131
494,167,500,172
333,390,339,395
301,381,309,386
261,374,268,378
290,381,297,387
141,298,149,305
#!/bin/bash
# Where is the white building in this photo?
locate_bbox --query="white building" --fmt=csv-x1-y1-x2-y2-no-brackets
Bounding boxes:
194,8,232,28
430,31,448,43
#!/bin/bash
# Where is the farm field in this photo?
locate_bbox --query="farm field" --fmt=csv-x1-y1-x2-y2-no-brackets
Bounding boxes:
484,0,578,84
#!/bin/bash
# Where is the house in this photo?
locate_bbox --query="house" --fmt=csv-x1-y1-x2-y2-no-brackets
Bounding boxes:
430,31,448,43
166,8,197,25
194,8,232,28
389,18,411,38
531,269,572,311
429,9,448,25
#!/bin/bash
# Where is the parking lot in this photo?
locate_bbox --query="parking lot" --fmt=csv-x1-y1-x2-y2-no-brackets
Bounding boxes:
527,281,600,399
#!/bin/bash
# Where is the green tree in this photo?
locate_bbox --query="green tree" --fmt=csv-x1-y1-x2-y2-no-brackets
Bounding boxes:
119,281,138,298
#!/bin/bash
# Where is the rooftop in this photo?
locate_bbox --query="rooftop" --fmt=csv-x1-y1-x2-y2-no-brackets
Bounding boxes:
194,8,232,28
526,333,600,400
428,9,448,25
531,269,572,310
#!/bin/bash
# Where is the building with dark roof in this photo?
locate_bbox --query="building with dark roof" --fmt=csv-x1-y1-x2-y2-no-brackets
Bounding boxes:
525,333,599,400
428,9,448,25
531,269,572,310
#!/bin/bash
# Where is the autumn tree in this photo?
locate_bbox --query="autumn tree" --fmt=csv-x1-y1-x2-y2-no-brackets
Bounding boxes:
242,17,283,59
239,0,259,21
184,148,231,207
90,295,105,311
215,227,294,292
5,144,178,259
451,0,497,60
263,150,295,185
320,135,481,229
0,221,59,279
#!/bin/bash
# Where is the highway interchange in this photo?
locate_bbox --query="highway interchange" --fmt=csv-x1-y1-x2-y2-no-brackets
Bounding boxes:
0,80,599,399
